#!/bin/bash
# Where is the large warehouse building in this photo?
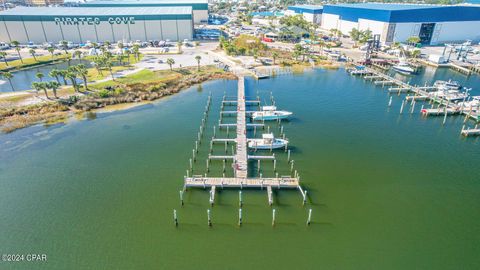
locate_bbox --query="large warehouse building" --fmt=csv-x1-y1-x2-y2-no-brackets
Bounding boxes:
79,0,209,24
321,3,480,45
285,5,323,25
0,6,194,43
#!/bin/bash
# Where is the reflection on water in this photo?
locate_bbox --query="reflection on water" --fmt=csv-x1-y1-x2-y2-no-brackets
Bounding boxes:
0,59,91,93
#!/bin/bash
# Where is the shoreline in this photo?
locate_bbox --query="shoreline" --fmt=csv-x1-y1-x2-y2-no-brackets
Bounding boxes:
0,67,237,134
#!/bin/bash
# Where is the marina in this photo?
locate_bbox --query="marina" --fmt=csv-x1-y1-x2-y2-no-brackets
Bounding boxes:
347,65,480,135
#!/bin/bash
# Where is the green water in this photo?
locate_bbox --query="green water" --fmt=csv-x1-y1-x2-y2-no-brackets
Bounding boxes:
0,68,479,269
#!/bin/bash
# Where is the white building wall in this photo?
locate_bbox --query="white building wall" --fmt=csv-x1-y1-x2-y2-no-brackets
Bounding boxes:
393,23,421,43
321,13,339,30
433,21,480,44
193,10,208,24
145,20,162,41
161,20,178,40
61,24,82,43
0,22,10,41
23,21,46,43
129,21,146,41
112,24,130,43
177,20,193,40
79,24,98,43
0,18,192,43
338,20,358,35
5,22,28,42
95,23,115,43
358,19,385,36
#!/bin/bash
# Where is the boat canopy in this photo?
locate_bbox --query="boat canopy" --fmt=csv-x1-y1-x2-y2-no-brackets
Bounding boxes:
262,106,277,111
262,133,274,139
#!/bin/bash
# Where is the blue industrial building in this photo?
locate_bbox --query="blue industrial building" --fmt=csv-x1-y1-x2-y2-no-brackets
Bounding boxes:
286,5,323,24
321,3,480,45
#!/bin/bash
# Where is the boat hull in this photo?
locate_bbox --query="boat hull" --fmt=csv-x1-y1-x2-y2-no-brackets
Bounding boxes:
247,139,288,150
252,114,291,121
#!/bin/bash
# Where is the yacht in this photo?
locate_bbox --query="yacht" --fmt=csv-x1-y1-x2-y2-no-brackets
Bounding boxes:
247,133,288,150
434,80,462,90
251,106,292,121
392,58,415,75
430,89,469,102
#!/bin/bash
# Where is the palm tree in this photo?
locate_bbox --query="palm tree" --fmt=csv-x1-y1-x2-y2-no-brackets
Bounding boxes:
195,55,201,71
32,82,43,96
10,40,23,63
132,44,140,61
33,81,49,99
0,51,8,66
92,57,104,76
49,68,61,84
60,40,69,55
75,64,89,90
57,70,68,85
105,60,114,81
125,49,131,65
35,72,44,82
47,81,60,99
66,69,79,92
29,48,37,61
166,58,175,71
1,71,14,91
117,42,124,65
74,50,82,60
271,51,279,65
47,47,55,60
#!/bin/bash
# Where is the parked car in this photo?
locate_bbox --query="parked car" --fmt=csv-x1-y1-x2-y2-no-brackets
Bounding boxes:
0,42,10,50
27,41,39,49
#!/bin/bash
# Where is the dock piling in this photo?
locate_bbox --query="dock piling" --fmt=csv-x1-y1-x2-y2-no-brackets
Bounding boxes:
207,209,212,227
238,208,242,226
179,190,184,206
173,209,178,227
307,208,312,226
239,191,243,207
272,209,276,227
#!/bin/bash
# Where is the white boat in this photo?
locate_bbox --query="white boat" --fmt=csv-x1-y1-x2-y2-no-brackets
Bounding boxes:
252,110,292,121
429,89,469,102
252,106,292,121
457,96,480,109
392,59,415,75
434,79,462,90
247,133,288,150
0,79,6,85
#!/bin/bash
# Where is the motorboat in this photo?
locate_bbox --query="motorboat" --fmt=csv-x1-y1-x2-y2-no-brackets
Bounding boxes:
247,133,288,150
457,96,480,109
434,79,462,90
392,58,415,75
429,89,469,102
252,106,292,121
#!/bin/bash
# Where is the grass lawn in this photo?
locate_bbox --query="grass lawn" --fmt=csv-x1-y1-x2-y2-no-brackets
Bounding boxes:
87,65,223,91
0,53,71,71
84,54,143,81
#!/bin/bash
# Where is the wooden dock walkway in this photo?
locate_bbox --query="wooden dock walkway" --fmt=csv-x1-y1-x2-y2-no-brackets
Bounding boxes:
183,76,304,202
235,76,248,179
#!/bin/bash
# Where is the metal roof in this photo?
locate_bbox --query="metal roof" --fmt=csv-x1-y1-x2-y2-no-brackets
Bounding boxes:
79,0,208,10
288,5,323,14
323,4,480,23
332,3,441,10
0,6,192,16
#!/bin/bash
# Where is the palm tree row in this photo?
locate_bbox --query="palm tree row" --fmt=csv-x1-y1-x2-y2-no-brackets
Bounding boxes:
31,81,61,99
